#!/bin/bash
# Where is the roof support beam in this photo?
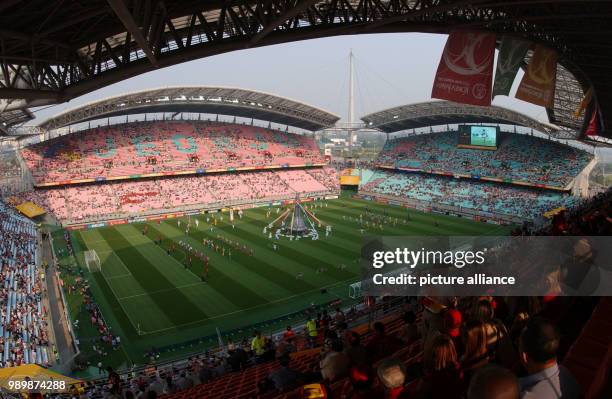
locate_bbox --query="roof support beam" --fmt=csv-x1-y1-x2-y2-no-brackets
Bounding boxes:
106,0,158,66
249,0,321,46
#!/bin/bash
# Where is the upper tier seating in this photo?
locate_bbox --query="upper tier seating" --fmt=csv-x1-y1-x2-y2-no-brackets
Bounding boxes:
376,132,592,188
20,122,324,185
18,168,340,223
0,200,50,367
360,170,579,219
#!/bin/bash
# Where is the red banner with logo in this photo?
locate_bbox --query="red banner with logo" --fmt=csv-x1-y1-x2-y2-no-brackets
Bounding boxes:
431,31,496,106
516,45,558,108
585,106,601,136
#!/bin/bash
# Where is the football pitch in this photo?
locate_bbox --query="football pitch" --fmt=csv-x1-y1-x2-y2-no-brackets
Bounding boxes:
61,196,511,369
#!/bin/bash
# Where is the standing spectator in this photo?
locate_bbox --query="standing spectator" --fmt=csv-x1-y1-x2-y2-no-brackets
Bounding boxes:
518,318,580,399
461,320,491,386
468,365,519,399
416,334,464,398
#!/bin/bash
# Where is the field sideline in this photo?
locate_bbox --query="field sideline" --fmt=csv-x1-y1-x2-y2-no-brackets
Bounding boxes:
58,195,511,371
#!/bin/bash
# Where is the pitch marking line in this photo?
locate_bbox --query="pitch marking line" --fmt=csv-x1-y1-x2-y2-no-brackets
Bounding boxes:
133,276,357,335
116,281,204,300
97,249,134,280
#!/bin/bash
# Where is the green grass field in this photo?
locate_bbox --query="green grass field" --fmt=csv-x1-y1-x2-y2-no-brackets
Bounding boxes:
54,195,511,374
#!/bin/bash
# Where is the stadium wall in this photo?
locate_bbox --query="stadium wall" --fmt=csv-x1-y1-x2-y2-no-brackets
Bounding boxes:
64,190,338,230
355,191,528,224
376,165,572,192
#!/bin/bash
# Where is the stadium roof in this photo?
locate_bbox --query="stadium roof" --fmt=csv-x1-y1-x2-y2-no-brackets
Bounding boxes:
361,101,562,136
39,87,340,131
0,1,610,138
0,108,33,135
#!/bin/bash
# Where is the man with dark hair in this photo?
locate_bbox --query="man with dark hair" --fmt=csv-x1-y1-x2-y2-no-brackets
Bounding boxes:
366,321,403,362
267,355,303,392
468,365,519,399
518,317,580,399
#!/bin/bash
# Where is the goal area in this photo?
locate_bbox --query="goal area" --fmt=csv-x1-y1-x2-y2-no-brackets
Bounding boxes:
84,249,101,272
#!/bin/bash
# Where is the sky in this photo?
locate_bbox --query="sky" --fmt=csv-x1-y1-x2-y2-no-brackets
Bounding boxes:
30,32,547,125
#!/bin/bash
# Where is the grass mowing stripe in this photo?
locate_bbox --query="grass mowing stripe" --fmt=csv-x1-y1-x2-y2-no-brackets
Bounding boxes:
98,228,209,327
203,215,355,281
244,210,360,259
184,219,342,289
150,222,275,307
170,226,316,295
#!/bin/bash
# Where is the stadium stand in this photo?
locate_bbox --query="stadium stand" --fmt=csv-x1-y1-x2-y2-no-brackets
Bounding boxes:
49,293,608,399
20,122,324,186
376,132,592,188
360,169,578,220
17,168,340,224
0,200,50,367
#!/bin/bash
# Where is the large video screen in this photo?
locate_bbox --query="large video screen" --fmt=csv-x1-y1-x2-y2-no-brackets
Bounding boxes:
458,125,498,149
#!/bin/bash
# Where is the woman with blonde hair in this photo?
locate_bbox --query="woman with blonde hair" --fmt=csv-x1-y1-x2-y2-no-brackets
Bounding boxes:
415,334,464,399
461,320,491,387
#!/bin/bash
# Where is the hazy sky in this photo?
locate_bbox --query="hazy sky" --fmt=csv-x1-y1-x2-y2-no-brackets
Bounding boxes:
31,33,547,125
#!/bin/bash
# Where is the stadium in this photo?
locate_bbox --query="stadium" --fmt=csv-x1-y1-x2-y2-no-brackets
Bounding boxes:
0,1,611,399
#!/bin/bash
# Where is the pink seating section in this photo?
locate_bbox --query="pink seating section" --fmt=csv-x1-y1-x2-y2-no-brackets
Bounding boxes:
18,168,340,223
20,122,325,185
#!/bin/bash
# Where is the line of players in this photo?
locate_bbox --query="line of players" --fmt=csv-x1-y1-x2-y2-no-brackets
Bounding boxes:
142,201,348,283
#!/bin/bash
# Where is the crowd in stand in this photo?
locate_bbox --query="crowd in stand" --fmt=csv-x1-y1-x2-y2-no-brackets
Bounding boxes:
17,168,339,223
0,154,21,179
0,200,50,367
360,170,578,220
20,122,325,185
377,132,592,188
0,152,25,196
44,294,598,399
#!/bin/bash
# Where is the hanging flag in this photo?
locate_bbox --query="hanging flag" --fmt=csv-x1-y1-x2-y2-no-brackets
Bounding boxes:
492,37,531,97
431,31,496,106
516,45,558,108
574,87,593,118
585,106,600,136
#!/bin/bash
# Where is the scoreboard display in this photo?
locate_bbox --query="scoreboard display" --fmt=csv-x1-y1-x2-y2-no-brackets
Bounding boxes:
458,125,498,150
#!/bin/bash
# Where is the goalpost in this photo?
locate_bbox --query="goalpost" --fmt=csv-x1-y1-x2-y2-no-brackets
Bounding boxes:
84,249,101,273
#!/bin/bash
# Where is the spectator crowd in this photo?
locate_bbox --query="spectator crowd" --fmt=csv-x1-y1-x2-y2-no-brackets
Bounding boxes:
377,132,592,188
360,170,578,220
21,122,325,185
0,199,50,367
17,168,339,224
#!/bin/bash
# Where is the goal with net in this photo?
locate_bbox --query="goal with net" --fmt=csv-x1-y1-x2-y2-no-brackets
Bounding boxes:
84,249,101,272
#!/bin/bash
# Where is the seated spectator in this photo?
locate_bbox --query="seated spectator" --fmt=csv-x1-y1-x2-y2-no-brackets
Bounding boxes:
518,317,581,399
341,364,384,399
344,331,367,366
377,358,409,399
468,365,519,399
267,355,303,392
397,310,419,344
320,339,350,383
366,322,403,362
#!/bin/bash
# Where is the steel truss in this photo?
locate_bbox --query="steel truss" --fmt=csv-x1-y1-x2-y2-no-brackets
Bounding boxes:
0,1,611,136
